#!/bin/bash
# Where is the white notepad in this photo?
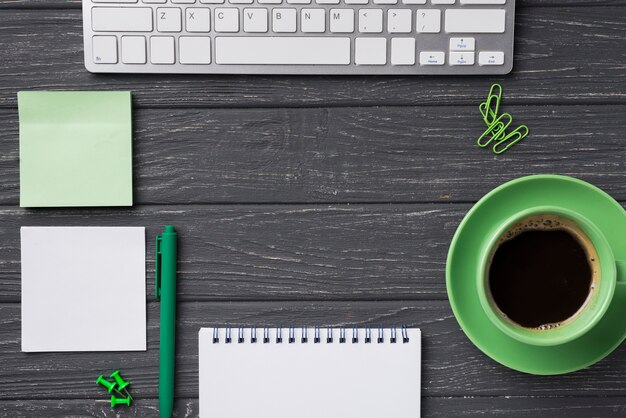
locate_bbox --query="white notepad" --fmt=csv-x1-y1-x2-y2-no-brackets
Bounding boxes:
199,327,421,418
21,227,146,352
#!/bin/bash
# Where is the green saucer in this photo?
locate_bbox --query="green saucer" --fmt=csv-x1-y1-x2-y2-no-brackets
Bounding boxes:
446,175,626,375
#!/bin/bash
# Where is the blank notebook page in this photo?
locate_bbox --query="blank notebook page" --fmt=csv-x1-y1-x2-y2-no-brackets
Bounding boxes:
199,327,421,418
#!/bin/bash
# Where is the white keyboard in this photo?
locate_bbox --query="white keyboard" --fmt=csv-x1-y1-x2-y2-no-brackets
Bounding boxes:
82,0,515,74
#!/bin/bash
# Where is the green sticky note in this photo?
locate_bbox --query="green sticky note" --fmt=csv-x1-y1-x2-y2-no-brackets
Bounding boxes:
18,91,133,207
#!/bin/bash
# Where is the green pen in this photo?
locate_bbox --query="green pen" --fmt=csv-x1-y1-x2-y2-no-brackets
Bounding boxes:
156,226,177,418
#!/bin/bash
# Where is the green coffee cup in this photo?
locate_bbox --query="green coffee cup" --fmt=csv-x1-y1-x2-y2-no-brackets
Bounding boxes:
446,175,626,374
476,206,625,347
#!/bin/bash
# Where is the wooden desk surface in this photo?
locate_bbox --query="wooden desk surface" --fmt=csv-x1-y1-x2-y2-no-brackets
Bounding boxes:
1,0,625,416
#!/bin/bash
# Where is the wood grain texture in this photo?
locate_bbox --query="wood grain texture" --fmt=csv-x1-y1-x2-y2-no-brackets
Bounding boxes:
0,204,465,302
0,8,625,108
1,0,625,416
1,202,624,302
2,301,626,400
2,397,626,418
1,105,625,206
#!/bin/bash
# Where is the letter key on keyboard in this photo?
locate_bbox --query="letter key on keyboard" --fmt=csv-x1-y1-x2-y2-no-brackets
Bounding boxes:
83,0,515,74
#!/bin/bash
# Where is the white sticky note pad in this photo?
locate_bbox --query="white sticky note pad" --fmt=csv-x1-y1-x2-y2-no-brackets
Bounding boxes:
21,227,146,352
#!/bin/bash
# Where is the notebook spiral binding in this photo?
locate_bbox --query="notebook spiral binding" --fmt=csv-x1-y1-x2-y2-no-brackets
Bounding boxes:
212,326,410,344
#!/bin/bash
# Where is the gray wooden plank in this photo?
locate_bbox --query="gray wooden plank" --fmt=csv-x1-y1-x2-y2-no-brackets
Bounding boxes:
2,301,626,399
2,396,626,417
428,397,626,417
1,105,625,206
0,8,625,108
0,204,465,302
3,0,624,8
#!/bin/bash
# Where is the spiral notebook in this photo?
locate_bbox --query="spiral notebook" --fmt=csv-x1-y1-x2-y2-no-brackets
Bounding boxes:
199,326,421,418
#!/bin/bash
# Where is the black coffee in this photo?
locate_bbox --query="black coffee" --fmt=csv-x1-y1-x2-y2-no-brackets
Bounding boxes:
488,216,597,329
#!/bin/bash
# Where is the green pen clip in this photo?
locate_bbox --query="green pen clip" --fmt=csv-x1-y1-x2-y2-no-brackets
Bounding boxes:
156,234,162,299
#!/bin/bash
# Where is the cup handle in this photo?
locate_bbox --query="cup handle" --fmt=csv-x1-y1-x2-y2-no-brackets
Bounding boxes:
618,261,626,284
615,261,626,309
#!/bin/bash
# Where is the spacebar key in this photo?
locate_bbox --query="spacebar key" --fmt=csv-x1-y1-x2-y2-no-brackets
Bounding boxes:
216,37,351,65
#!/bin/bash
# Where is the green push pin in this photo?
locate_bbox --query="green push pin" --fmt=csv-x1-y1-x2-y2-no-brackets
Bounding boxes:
95,375,117,393
110,370,129,391
110,370,133,400
110,395,132,408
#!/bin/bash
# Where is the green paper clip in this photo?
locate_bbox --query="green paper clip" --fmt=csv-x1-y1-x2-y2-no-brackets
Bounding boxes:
479,101,501,127
110,395,132,408
96,375,117,394
481,83,502,126
477,113,513,148
479,102,505,141
493,125,530,154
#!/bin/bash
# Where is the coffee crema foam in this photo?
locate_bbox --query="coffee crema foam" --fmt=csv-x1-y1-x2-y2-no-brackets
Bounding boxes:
487,214,600,331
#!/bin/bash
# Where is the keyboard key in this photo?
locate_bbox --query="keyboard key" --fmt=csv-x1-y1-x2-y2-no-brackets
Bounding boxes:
402,0,425,3
157,8,182,32
374,0,397,4
445,10,505,33
172,0,196,3
287,0,311,4
93,0,138,2
272,9,297,32
179,36,211,63
329,9,354,33
92,7,153,32
199,0,224,3
301,9,325,33
244,9,268,32
121,35,146,64
143,0,167,3
345,0,368,5
449,37,475,51
186,8,211,32
391,37,415,65
150,36,175,64
431,0,454,3
479,51,504,65
416,9,440,33
449,51,474,65
388,9,411,33
215,8,240,32
359,9,383,33
215,37,350,64
92,36,118,63
259,0,282,3
419,51,444,65
230,0,253,4
317,0,340,3
355,37,386,65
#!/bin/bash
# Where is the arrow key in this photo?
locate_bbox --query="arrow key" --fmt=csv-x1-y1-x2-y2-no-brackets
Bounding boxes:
419,51,445,65
449,51,475,65
449,37,475,51
479,51,504,66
